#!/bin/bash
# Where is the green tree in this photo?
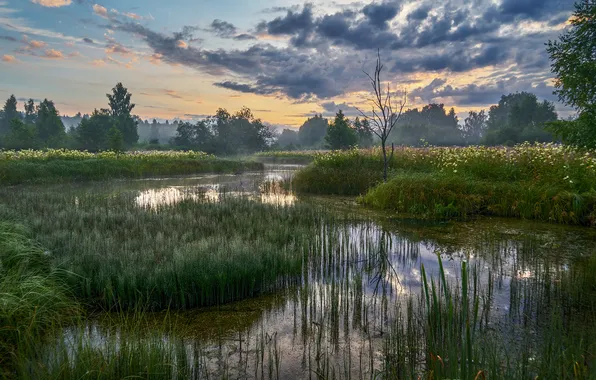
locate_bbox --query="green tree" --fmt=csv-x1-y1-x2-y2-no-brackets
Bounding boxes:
325,110,358,150
107,83,138,146
3,118,37,149
391,104,462,146
75,109,114,151
36,99,65,147
483,92,557,145
298,115,328,148
547,2,596,147
1,95,19,137
353,117,374,148
108,124,125,152
463,110,488,145
24,99,36,124
276,128,300,148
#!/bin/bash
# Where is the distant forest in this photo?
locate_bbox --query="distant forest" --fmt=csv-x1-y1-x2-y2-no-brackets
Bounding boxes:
0,83,561,155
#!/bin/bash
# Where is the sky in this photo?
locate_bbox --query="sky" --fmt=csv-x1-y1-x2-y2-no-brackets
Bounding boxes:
0,0,576,127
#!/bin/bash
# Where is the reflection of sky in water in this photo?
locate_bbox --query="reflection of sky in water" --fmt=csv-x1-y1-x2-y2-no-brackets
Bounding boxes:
48,164,593,379
134,165,297,209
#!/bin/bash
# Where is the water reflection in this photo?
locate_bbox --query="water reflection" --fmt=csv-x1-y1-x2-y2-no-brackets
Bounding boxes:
134,165,296,209
23,164,596,379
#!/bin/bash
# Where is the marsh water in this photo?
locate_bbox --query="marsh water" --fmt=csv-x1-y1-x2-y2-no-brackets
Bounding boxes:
10,164,596,379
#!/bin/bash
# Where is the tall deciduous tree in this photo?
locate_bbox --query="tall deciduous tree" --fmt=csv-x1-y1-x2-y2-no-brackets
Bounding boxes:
483,92,557,145
75,109,114,151
298,115,328,148
107,83,138,146
547,2,596,147
36,99,65,147
353,117,374,148
358,51,406,181
325,110,358,150
463,110,488,145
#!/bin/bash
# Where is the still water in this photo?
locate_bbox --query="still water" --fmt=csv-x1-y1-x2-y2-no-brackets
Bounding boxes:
26,164,596,378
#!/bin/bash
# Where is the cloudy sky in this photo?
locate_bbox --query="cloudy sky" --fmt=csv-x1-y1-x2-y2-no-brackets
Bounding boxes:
0,0,575,126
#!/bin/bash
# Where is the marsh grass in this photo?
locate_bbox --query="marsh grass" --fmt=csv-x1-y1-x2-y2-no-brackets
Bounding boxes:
383,256,596,379
0,187,345,310
293,145,596,225
0,149,263,185
0,220,78,377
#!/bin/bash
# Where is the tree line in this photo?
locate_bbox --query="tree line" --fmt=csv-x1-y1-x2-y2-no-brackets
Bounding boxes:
275,91,559,151
0,83,137,152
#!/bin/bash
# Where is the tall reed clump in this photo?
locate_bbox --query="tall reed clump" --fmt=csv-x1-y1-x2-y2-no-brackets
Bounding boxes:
0,149,263,185
294,144,596,225
383,255,596,379
0,187,338,310
0,219,78,376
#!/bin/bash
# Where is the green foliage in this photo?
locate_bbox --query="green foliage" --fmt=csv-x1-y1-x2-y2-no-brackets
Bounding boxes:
107,82,139,147
74,109,113,151
547,2,596,148
172,107,273,155
483,92,557,145
276,128,300,148
0,94,19,138
353,117,374,148
107,124,125,152
549,107,596,148
298,114,328,148
462,110,487,145
3,119,38,149
325,110,358,150
35,99,66,148
391,104,462,146
24,98,36,124
547,2,596,112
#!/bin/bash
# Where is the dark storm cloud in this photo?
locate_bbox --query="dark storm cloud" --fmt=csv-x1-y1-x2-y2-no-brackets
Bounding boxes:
106,0,573,102
256,4,316,46
0,35,17,42
407,4,430,21
214,81,275,95
82,37,95,44
209,19,237,38
362,2,400,29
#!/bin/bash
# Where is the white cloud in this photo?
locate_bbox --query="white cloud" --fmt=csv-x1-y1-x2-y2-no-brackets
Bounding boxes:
2,54,16,62
30,0,71,7
44,49,64,59
92,4,109,18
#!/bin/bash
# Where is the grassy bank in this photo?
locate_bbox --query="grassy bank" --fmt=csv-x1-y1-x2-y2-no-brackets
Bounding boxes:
294,144,596,225
0,149,263,185
253,150,321,164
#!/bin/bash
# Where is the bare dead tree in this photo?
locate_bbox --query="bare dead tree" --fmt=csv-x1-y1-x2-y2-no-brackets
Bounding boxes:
357,50,407,182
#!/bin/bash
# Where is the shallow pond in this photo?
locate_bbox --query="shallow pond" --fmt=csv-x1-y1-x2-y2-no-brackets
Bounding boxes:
3,164,595,379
